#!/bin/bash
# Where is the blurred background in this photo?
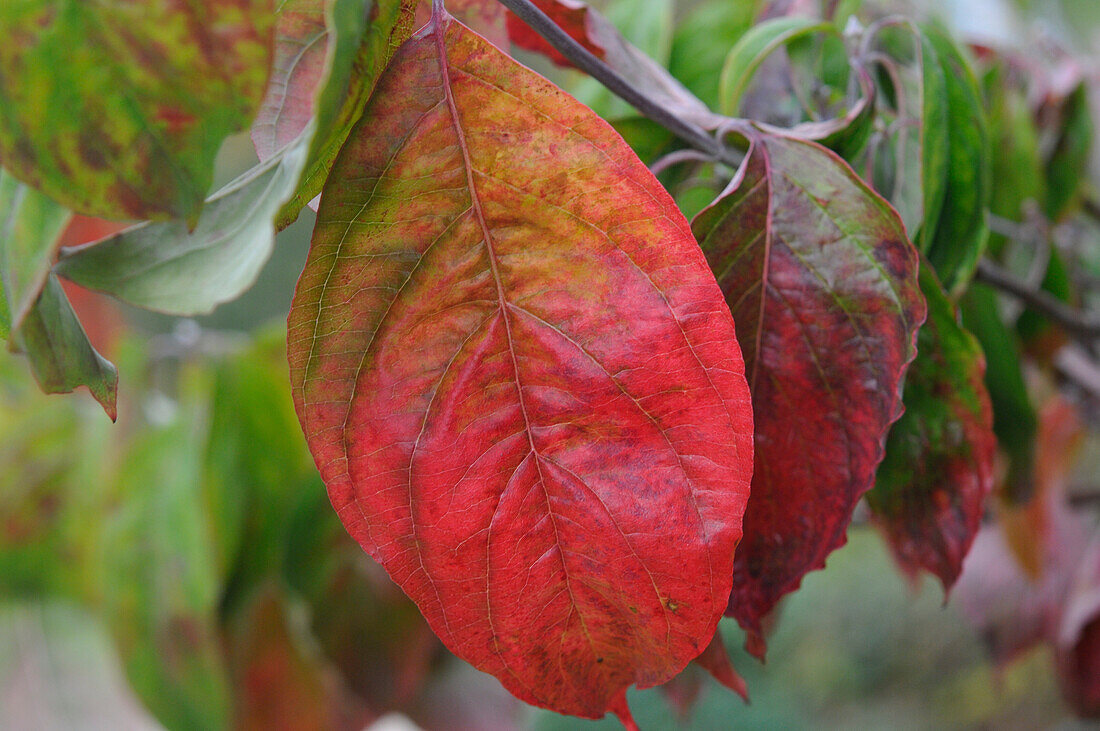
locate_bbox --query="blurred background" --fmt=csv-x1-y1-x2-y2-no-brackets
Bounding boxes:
4,0,1100,728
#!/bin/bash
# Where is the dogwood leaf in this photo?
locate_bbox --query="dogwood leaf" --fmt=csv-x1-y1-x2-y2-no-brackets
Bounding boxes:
288,10,754,721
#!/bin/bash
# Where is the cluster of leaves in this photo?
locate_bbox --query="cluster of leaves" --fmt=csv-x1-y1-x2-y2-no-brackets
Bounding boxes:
2,0,1100,726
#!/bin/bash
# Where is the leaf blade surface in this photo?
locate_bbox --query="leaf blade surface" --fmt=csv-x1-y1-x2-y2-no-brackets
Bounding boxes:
288,12,754,718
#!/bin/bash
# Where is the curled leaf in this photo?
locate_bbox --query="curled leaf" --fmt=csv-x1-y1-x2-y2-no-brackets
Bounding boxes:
55,135,311,316
288,10,754,719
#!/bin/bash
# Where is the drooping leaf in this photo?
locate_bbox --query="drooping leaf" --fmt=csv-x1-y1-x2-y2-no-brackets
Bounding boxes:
692,128,924,656
920,25,990,293
14,276,117,420
55,135,310,316
982,62,1044,257
0,602,165,730
717,16,834,116
55,0,416,314
0,170,71,330
1043,81,1093,221
691,629,749,703
869,263,995,590
0,0,276,223
278,0,419,224
251,0,329,161
960,283,1037,504
508,0,722,128
288,9,754,720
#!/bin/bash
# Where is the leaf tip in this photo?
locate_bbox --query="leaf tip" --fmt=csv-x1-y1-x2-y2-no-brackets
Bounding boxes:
693,629,750,703
745,629,768,663
608,689,639,731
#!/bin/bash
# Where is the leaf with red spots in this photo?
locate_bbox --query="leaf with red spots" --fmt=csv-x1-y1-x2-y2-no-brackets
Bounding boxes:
288,8,754,721
692,127,924,657
868,263,995,590
0,0,276,223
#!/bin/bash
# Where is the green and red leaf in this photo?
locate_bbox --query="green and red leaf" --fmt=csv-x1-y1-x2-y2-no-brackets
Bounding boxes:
869,264,995,590
288,9,754,720
693,128,924,656
0,0,276,223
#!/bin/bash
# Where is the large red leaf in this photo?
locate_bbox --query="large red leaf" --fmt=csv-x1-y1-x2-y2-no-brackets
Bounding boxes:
868,264,996,590
692,128,924,656
288,7,754,721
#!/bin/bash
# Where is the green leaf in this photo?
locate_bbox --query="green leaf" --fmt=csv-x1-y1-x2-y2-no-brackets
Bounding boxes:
0,170,71,330
0,0,276,223
960,283,1037,504
865,24,948,246
920,25,990,294
718,16,834,116
203,330,317,599
99,420,231,730
669,0,763,109
1044,81,1093,222
14,276,117,420
983,62,1044,257
870,263,995,589
55,134,310,316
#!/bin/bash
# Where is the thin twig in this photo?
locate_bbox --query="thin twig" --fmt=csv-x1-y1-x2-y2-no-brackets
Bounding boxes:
975,258,1100,340
494,0,741,166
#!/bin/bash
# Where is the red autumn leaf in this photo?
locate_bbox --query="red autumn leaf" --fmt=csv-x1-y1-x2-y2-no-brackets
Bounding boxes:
287,7,754,722
868,264,996,590
692,128,924,657
251,0,328,162
506,0,604,67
